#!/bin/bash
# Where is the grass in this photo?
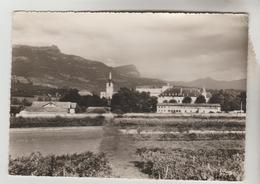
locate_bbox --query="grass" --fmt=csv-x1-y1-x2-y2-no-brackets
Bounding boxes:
135,139,244,151
132,132,245,141
10,116,105,128
9,152,112,177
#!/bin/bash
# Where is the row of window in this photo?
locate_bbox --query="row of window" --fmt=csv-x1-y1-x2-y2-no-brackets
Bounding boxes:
158,109,209,113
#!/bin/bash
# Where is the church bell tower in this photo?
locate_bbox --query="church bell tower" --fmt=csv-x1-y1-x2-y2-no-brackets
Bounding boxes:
106,72,114,99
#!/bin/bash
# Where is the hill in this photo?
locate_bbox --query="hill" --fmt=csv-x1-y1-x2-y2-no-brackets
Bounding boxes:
11,45,246,96
171,77,246,91
11,45,165,94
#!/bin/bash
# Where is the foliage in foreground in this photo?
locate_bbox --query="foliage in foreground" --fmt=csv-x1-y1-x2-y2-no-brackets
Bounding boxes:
136,147,244,181
9,152,112,177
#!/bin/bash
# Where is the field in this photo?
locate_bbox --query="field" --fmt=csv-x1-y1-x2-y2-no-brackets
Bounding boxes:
10,116,106,128
9,115,245,180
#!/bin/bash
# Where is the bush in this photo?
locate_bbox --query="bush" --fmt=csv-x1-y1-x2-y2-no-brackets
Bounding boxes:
135,148,244,181
9,152,112,177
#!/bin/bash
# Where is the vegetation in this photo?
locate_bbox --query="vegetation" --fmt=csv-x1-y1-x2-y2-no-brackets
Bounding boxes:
11,81,71,98
9,152,111,177
135,147,244,180
60,89,108,111
10,116,105,128
208,90,246,112
195,95,206,104
114,117,245,132
111,87,157,113
182,96,192,103
11,98,32,106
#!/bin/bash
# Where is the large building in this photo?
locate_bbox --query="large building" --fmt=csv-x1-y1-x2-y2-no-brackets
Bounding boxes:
100,72,117,100
157,103,221,114
157,87,211,104
136,83,173,97
18,101,77,115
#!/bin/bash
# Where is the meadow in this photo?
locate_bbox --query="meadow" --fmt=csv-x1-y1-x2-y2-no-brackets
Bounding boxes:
10,116,105,128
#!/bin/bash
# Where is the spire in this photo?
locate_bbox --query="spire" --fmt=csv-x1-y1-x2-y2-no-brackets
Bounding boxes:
109,72,112,80
202,86,207,97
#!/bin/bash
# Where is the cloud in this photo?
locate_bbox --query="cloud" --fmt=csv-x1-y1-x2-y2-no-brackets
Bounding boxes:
12,12,248,81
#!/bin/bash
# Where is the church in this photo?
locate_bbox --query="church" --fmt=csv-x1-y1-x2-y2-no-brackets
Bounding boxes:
100,72,117,100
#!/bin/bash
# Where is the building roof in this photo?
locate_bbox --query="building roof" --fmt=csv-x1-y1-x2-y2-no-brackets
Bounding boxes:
159,87,201,97
23,101,77,113
78,90,93,96
159,87,211,98
136,85,163,89
157,103,221,107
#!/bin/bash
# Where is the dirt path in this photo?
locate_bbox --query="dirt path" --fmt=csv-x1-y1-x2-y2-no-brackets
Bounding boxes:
99,123,148,179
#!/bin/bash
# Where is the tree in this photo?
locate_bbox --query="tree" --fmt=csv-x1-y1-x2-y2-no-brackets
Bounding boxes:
22,99,32,106
60,89,80,103
79,95,108,107
208,89,246,112
11,98,20,105
182,96,192,104
169,99,177,103
195,95,206,104
10,105,23,116
111,87,157,113
208,91,225,104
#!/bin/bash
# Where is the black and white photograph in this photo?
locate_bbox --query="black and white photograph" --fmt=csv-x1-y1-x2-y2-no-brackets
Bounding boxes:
9,12,248,181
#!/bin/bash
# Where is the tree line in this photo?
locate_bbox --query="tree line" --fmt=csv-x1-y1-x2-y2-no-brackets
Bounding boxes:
11,86,246,114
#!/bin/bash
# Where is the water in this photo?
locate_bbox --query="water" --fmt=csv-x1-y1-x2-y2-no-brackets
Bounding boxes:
9,126,104,158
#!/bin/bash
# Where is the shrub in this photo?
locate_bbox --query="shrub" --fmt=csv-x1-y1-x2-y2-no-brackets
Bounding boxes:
9,152,112,177
135,148,244,181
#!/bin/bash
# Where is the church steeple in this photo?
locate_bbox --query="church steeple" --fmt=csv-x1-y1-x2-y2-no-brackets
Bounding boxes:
106,72,114,99
109,72,112,80
100,71,115,100
202,86,207,99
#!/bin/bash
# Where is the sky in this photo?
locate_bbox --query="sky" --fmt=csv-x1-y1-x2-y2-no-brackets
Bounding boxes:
12,12,248,81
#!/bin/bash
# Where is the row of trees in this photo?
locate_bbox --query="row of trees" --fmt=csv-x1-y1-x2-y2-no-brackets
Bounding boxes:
111,87,157,113
12,87,245,114
60,89,108,112
208,90,246,112
59,88,246,113
59,88,157,113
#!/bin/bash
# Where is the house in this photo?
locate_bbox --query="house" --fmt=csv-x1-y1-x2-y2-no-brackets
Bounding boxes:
18,101,77,115
157,103,221,114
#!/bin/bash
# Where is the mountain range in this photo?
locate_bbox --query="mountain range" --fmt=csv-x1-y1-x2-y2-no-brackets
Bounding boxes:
11,45,246,94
